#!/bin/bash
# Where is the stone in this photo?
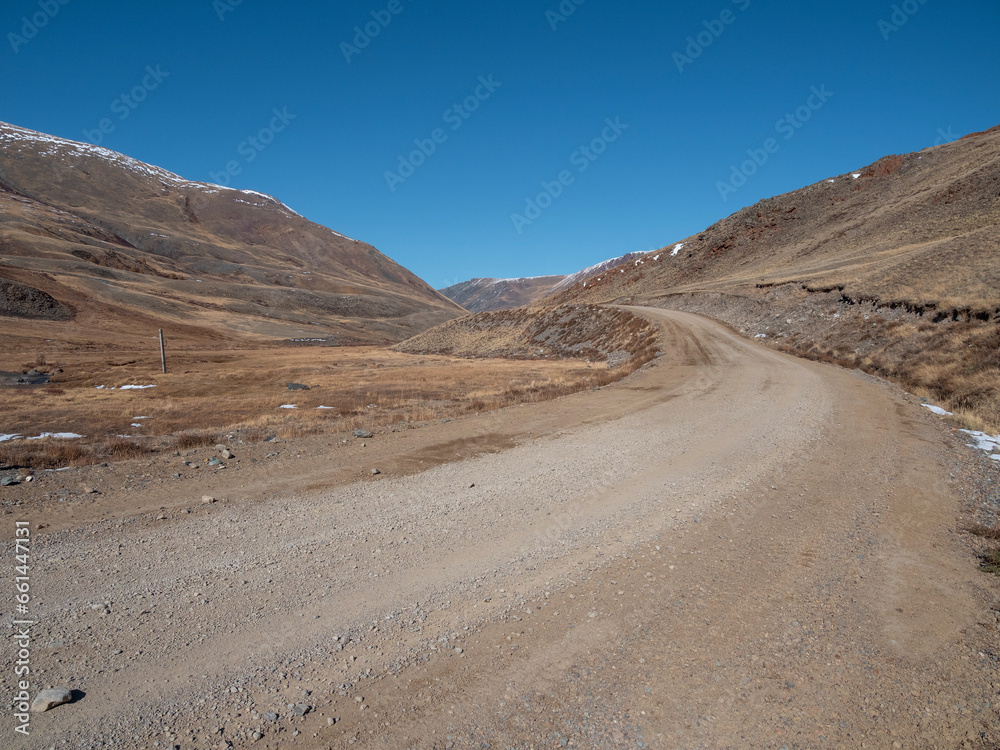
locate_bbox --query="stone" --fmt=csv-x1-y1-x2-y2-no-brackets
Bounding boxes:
202,496,216,504
81,485,97,494
370,469,381,475
263,712,278,722
1,476,17,486
286,383,310,391
292,703,311,716
353,429,373,439
208,457,223,466
30,687,73,712
214,444,228,452
221,449,234,459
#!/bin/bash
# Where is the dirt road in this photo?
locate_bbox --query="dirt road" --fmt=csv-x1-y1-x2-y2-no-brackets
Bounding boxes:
6,309,998,749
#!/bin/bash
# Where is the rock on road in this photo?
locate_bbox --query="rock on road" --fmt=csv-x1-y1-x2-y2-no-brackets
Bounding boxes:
7,309,999,749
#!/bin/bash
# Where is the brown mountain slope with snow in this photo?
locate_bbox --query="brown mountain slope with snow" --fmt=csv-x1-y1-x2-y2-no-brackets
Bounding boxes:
439,253,645,312
551,125,1000,312
547,124,1000,427
0,122,462,348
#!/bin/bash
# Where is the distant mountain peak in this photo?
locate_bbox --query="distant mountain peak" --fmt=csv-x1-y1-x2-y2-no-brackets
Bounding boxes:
438,253,645,312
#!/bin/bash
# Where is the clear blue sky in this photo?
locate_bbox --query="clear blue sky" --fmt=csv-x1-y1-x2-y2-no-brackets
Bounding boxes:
4,0,999,288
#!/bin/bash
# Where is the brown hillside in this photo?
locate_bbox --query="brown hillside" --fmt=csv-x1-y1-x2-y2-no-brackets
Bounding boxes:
0,122,462,349
549,125,1000,427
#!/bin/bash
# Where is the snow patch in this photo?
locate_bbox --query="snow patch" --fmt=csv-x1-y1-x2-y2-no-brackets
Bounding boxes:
1,432,85,442
119,385,157,390
671,243,684,257
279,404,298,410
960,430,1000,454
922,404,953,417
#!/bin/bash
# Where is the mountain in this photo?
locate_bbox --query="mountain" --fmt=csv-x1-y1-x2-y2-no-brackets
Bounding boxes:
438,276,565,313
439,253,644,313
0,122,463,348
547,124,1000,427
548,252,647,295
550,126,1000,311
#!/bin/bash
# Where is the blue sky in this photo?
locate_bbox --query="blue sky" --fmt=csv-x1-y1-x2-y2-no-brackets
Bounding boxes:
4,0,1000,288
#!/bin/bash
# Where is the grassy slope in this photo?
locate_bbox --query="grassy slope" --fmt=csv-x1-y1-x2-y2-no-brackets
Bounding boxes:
393,305,659,366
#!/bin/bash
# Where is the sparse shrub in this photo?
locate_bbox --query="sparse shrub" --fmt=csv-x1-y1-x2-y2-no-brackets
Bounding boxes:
978,548,1000,576
174,432,220,450
0,440,91,470
966,524,1000,541
100,438,153,461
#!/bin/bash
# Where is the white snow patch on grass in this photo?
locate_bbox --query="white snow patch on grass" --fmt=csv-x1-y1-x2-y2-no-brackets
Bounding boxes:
279,404,298,410
119,385,157,390
922,404,953,416
26,432,85,441
671,243,684,257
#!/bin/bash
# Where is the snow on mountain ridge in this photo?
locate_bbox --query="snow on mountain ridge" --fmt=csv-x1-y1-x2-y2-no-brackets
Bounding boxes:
0,121,308,222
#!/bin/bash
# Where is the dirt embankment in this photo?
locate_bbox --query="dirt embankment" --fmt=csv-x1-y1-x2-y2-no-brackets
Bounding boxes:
393,304,659,368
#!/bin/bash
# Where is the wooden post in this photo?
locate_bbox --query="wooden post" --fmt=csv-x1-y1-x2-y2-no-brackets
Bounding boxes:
158,329,167,374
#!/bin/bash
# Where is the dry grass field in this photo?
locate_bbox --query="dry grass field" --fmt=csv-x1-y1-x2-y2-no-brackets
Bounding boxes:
0,343,632,470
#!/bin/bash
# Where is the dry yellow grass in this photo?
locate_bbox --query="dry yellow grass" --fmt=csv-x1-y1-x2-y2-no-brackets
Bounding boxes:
394,304,659,363
0,345,628,469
